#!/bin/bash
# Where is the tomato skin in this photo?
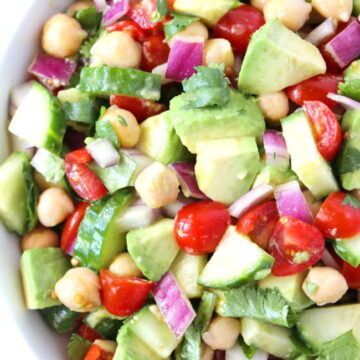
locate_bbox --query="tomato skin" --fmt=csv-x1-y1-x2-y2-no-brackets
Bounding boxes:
314,192,360,239
140,34,170,72
85,344,114,360
78,323,102,342
174,201,231,255
100,270,153,317
270,216,325,276
105,20,148,42
61,202,89,255
303,101,342,161
343,262,360,289
128,0,161,30
214,5,265,55
236,201,279,251
285,74,343,109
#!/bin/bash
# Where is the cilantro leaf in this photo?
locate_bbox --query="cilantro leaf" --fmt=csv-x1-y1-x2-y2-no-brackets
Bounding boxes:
79,30,102,60
153,0,169,23
238,337,257,359
95,120,120,147
342,194,360,209
164,13,199,41
219,286,298,328
75,6,101,32
180,87,230,109
67,334,92,360
117,115,128,127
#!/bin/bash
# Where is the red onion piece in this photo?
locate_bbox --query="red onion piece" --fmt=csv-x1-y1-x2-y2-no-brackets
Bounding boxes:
263,130,289,170
86,138,120,168
165,36,204,82
274,181,313,224
324,18,360,68
102,0,129,26
228,184,274,219
305,18,337,46
327,93,360,110
28,54,76,88
152,271,196,338
170,162,207,199
9,81,35,117
94,0,107,11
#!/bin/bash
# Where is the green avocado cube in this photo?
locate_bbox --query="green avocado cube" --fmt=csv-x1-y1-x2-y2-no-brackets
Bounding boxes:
21,247,71,309
339,60,360,101
238,20,326,94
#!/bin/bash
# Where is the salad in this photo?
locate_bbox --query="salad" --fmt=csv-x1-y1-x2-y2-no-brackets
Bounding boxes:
1,0,360,359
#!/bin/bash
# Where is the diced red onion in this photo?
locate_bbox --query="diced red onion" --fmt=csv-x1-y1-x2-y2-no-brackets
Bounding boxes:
28,54,77,88
152,271,196,338
86,138,120,168
321,248,342,271
165,36,204,82
9,81,35,117
228,185,274,219
263,130,289,170
162,194,196,218
226,344,268,360
324,18,360,68
327,93,360,110
102,0,129,26
305,18,337,46
170,162,207,200
94,0,107,11
274,181,313,224
122,148,153,184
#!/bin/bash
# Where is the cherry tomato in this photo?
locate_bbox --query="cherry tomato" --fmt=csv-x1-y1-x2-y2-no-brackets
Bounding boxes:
110,94,166,123
214,5,265,55
78,323,102,342
174,201,230,255
85,343,114,360
270,216,325,276
236,201,279,251
314,192,360,239
61,202,89,255
105,20,148,42
343,262,360,289
100,270,153,317
128,0,161,30
65,149,108,202
303,101,342,161
285,74,343,109
140,34,170,72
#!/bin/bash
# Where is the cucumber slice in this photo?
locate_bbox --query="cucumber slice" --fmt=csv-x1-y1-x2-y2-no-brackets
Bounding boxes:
74,188,134,271
198,226,274,289
9,82,66,155
333,233,360,267
78,66,162,101
297,304,360,351
62,100,99,126
0,152,38,235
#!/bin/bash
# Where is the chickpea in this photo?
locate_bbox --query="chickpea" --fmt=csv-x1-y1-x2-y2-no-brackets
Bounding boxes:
37,188,74,227
109,253,142,277
66,1,94,16
101,105,140,148
264,0,312,32
55,267,101,312
42,14,87,58
21,226,59,251
203,39,235,68
91,31,141,68
251,0,269,11
302,267,348,306
312,0,352,22
168,21,208,48
135,162,180,208
202,316,241,350
257,91,289,122
201,343,214,360
94,340,117,354
302,190,323,218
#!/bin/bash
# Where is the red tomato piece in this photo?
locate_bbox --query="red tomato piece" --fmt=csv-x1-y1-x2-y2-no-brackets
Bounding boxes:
270,216,325,276
105,20,148,42
85,344,114,360
285,74,344,109
128,0,161,30
303,101,342,161
343,262,360,289
100,270,153,317
314,192,360,239
61,202,89,254
214,5,265,55
110,94,166,123
65,149,108,202
140,34,170,72
236,201,279,251
174,200,231,255
78,323,102,342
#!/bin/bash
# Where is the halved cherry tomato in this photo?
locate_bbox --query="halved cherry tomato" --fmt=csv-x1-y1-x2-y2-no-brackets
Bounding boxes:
140,34,170,72
110,94,166,122
285,74,343,109
100,270,153,317
128,0,161,30
270,216,325,276
303,101,342,161
214,5,265,55
105,20,148,42
236,201,279,251
78,323,102,342
174,201,230,255
343,262,360,289
85,343,114,360
314,192,360,239
65,149,108,202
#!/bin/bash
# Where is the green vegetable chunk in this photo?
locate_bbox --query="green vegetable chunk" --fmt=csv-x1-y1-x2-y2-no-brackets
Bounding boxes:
339,60,360,101
95,119,120,147
75,6,101,31
62,100,99,127
333,233,360,268
67,334,92,360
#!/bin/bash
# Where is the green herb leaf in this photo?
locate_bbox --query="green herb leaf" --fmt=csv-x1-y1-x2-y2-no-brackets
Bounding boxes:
238,337,257,359
152,0,169,23
23,161,38,233
219,286,298,328
95,120,120,147
304,281,319,296
75,6,101,32
342,194,360,209
67,334,92,360
117,115,128,127
164,13,199,41
79,30,102,59
180,87,230,109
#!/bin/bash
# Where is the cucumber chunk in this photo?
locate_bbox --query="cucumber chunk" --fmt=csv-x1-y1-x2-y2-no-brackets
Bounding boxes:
333,233,360,267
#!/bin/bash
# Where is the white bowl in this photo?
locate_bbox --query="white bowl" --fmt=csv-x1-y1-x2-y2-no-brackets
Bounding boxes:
0,0,73,358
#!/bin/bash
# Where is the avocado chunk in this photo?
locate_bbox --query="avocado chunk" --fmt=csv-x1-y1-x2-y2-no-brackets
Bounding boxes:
173,0,233,26
339,60,360,101
238,20,326,94
195,137,259,205
137,112,193,165
21,247,71,309
127,219,180,281
166,90,265,153
253,162,298,188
